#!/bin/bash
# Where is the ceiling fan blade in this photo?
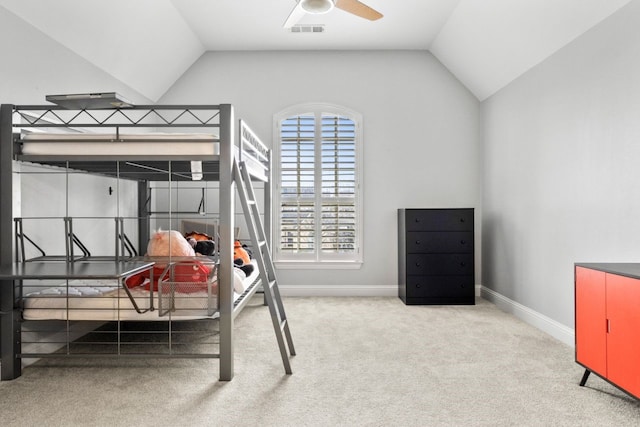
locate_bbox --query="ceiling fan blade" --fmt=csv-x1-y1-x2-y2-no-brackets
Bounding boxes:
283,1,307,29
334,0,383,21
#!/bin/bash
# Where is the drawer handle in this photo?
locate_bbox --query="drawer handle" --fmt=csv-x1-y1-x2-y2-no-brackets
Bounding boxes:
415,240,421,245
416,283,422,289
460,218,465,223
415,262,421,267
460,240,466,245
415,218,421,223
460,262,466,267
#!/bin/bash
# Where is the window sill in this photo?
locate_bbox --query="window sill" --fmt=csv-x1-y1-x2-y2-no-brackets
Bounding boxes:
274,260,363,270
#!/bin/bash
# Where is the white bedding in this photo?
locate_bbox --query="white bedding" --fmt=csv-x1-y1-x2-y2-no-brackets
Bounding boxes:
20,133,219,157
22,262,258,321
19,132,269,181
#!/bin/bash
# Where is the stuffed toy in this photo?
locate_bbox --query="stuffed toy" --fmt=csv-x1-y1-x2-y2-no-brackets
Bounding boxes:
185,231,214,242
125,229,211,292
186,237,216,256
185,230,253,276
234,240,254,276
147,229,194,259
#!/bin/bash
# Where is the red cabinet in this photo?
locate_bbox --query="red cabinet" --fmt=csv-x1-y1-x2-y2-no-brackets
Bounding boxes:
575,264,640,399
575,267,607,376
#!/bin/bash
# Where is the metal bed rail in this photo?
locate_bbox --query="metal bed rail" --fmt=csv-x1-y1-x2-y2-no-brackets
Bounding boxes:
12,104,223,129
14,216,138,263
16,258,225,360
238,120,269,182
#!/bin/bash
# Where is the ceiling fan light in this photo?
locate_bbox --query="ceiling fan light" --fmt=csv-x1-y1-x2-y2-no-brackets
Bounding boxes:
300,0,334,14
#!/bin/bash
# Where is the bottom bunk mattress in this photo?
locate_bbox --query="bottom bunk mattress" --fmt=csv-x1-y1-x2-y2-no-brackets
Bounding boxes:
22,262,259,321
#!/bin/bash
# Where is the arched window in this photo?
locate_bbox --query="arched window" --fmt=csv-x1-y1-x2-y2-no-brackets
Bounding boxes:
273,103,363,267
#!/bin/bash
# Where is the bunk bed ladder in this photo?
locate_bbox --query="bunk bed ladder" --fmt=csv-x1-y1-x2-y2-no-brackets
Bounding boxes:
234,159,295,374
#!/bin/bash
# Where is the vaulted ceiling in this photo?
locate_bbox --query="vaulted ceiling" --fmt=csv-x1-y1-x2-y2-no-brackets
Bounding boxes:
0,0,632,101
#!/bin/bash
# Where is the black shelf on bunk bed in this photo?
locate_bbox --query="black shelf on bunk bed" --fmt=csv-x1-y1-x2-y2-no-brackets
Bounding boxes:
45,92,133,110
0,260,154,280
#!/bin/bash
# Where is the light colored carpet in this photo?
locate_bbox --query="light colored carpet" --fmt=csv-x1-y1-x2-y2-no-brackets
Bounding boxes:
1,297,639,426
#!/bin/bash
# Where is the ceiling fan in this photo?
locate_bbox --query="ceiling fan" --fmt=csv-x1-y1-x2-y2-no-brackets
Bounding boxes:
283,0,383,29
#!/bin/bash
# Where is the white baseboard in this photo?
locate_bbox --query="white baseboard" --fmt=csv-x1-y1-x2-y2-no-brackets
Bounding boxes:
279,284,483,298
481,286,575,347
279,285,397,297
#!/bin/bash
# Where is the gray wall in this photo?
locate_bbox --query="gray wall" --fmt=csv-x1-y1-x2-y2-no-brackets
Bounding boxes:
0,6,150,106
481,0,640,338
0,6,148,257
160,50,481,295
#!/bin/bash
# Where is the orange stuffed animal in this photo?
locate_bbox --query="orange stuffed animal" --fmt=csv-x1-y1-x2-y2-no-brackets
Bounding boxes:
233,240,254,276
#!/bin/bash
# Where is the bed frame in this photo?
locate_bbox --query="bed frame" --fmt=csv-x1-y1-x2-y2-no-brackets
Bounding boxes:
0,103,291,381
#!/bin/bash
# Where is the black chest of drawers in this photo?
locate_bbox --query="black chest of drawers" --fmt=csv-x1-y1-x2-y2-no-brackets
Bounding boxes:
398,208,475,305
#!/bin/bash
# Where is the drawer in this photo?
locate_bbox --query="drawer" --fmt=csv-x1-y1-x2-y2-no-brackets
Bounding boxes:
405,209,473,231
406,254,473,276
406,276,474,298
406,231,473,253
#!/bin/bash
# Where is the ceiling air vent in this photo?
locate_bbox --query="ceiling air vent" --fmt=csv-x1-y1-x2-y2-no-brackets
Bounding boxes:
289,24,325,33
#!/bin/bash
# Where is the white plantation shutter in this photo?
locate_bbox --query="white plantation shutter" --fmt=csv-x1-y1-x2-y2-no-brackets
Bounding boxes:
320,115,356,254
275,105,362,265
280,115,315,255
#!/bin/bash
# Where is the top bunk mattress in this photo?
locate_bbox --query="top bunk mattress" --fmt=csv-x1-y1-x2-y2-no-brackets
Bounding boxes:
19,133,220,159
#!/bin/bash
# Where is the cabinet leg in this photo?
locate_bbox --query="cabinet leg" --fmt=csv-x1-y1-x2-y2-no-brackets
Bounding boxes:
579,369,590,386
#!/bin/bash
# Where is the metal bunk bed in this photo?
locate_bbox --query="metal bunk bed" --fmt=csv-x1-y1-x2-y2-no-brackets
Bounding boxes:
0,102,294,381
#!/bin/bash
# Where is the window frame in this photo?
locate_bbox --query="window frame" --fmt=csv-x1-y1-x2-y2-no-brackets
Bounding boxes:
272,103,363,269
